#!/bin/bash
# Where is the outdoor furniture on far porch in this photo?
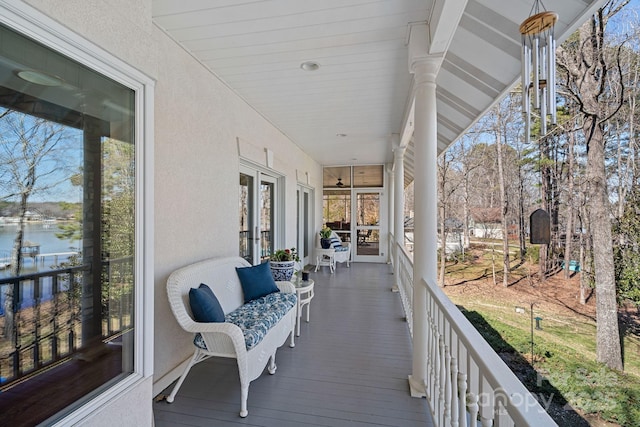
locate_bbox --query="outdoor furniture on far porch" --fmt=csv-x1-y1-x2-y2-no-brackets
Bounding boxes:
330,231,351,268
315,231,350,272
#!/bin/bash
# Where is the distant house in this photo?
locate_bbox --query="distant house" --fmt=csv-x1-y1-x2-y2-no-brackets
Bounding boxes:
405,217,468,255
24,210,44,221
469,208,502,239
469,208,520,240
439,218,467,255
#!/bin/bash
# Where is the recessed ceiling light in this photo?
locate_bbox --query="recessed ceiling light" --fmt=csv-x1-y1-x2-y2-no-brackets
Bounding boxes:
16,70,64,87
336,133,347,137
300,61,320,71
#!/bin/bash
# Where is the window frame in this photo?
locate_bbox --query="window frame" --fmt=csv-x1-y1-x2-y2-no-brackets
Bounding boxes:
239,160,284,265
0,2,154,425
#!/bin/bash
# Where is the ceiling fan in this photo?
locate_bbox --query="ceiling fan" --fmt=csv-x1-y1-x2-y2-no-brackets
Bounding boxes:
336,178,344,187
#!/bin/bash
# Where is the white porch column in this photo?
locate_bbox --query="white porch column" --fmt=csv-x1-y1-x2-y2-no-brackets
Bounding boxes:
408,23,442,398
387,162,395,265
393,142,405,285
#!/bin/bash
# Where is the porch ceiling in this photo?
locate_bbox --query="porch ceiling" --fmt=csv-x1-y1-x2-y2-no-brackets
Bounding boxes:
152,0,606,181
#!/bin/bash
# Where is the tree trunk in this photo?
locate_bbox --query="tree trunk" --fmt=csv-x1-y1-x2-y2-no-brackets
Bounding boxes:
564,130,575,279
438,156,447,287
5,189,32,342
579,232,587,305
585,120,623,371
439,203,447,287
463,178,469,259
491,243,497,286
495,119,509,287
518,163,527,262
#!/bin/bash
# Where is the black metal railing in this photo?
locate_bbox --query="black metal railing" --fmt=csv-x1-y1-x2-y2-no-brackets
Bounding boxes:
102,257,134,337
239,230,272,262
0,257,133,387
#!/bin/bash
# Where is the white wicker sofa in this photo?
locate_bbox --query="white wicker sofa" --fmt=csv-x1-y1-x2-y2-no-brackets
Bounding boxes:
165,256,297,417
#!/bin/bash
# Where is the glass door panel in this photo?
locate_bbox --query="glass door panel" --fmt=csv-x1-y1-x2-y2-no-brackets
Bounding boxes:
239,173,254,263
354,191,384,261
260,179,275,261
297,186,313,266
240,168,277,265
322,189,351,243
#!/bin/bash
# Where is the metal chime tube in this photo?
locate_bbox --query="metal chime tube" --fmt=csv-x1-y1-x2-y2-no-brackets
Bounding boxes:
540,41,547,135
525,102,531,145
521,6,558,144
521,39,530,115
547,32,556,124
532,36,539,109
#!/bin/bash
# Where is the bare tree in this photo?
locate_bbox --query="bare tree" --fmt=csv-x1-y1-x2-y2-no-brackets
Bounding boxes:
456,134,486,258
564,127,577,279
437,150,462,286
556,1,628,370
494,106,510,286
0,111,73,274
0,109,74,339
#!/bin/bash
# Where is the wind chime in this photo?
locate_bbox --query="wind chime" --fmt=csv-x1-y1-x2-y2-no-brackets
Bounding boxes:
520,0,558,145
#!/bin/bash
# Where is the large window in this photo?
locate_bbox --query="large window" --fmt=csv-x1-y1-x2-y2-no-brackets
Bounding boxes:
0,23,136,425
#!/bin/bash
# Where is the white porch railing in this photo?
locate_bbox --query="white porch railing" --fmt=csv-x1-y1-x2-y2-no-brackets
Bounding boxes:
391,237,557,427
391,236,414,336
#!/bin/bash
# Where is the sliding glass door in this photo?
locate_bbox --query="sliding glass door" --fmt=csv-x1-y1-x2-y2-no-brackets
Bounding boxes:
239,165,279,265
297,186,313,266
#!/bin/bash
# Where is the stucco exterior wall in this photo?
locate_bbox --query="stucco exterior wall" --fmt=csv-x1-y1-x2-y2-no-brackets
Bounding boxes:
18,0,322,424
152,23,321,391
79,377,154,426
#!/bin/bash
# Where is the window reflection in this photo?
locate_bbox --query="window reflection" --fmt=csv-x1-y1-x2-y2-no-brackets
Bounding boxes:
0,23,135,425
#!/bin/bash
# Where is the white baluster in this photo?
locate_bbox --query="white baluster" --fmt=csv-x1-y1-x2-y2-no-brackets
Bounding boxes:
480,416,494,427
451,357,459,427
444,347,452,427
467,392,479,427
458,372,468,427
439,336,446,426
493,389,512,427
434,333,442,423
430,322,437,408
426,325,432,412
426,318,434,407
479,378,495,427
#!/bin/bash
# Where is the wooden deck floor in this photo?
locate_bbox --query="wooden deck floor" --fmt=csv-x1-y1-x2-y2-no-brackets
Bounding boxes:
154,262,433,427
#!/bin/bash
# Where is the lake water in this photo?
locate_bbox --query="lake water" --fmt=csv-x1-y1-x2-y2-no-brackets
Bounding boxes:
0,222,80,277
0,222,80,314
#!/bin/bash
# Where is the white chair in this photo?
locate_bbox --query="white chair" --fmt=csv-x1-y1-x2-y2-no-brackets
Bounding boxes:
316,231,350,271
330,231,351,268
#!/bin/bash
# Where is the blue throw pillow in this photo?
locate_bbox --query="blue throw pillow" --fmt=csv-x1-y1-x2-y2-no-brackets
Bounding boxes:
189,283,225,322
235,261,280,303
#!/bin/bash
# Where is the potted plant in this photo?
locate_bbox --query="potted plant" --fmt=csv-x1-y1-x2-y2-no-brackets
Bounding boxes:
269,247,299,281
319,226,332,249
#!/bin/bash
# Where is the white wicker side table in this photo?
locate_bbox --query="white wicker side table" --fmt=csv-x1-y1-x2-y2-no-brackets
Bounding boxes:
292,279,314,336
315,248,335,273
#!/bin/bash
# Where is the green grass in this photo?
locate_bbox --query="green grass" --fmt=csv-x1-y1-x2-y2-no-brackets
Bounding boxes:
449,292,640,426
444,241,640,425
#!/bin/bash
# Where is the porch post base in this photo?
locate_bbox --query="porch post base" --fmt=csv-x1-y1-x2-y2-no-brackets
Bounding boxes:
408,375,426,398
